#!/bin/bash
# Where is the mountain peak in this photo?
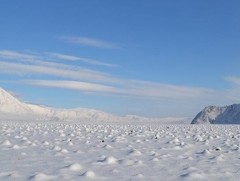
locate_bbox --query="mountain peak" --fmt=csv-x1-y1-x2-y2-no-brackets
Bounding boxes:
191,104,240,124
0,87,10,95
0,87,33,114
0,87,19,104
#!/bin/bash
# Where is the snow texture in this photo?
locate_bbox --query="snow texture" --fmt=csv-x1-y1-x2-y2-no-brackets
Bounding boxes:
0,120,240,180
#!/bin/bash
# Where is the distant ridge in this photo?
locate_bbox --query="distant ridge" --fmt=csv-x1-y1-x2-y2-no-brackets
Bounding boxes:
191,104,240,124
0,87,189,123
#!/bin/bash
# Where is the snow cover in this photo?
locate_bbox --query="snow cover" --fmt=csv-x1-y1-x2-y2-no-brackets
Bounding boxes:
0,120,240,180
191,104,240,124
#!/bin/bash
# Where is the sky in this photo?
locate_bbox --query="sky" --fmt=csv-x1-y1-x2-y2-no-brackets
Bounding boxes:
0,0,240,118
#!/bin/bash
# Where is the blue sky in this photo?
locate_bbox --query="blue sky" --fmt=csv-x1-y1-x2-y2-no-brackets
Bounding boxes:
0,0,240,117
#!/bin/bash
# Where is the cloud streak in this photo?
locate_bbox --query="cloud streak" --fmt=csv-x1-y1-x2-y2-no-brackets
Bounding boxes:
0,60,216,100
62,36,121,49
0,49,229,103
21,78,216,100
0,50,116,67
119,80,216,99
225,76,240,86
222,76,240,102
0,50,39,60
47,52,118,67
24,80,116,93
0,61,117,83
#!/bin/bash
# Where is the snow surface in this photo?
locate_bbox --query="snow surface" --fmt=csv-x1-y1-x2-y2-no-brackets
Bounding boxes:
1,120,240,181
192,104,240,124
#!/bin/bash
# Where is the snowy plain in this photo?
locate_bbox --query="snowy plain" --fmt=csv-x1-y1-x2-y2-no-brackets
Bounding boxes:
1,120,240,181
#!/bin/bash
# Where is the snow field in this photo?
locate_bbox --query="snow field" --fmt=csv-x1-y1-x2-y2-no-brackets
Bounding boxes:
0,121,240,180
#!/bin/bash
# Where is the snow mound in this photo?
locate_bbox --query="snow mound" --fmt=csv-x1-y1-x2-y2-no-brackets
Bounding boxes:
82,171,96,178
66,163,82,171
103,156,118,164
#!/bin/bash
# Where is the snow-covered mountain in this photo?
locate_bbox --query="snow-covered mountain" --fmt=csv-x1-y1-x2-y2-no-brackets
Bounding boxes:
0,88,34,114
0,87,120,121
0,87,188,123
191,104,240,124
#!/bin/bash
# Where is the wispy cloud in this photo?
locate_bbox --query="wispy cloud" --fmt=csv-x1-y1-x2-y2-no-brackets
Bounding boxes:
0,61,116,83
23,80,116,93
225,76,240,86
62,36,121,49
0,50,116,67
21,78,216,100
0,60,216,100
0,49,224,102
223,76,240,102
47,52,118,67
0,50,40,61
118,80,216,100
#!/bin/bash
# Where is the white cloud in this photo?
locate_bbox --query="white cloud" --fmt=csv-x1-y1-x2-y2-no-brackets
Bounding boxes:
222,76,240,102
47,52,118,67
0,61,116,83
47,53,82,61
0,50,116,67
0,50,72,69
23,80,116,93
0,50,226,102
62,36,121,49
22,79,216,101
117,80,216,100
0,50,39,60
225,76,240,86
0,58,218,101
